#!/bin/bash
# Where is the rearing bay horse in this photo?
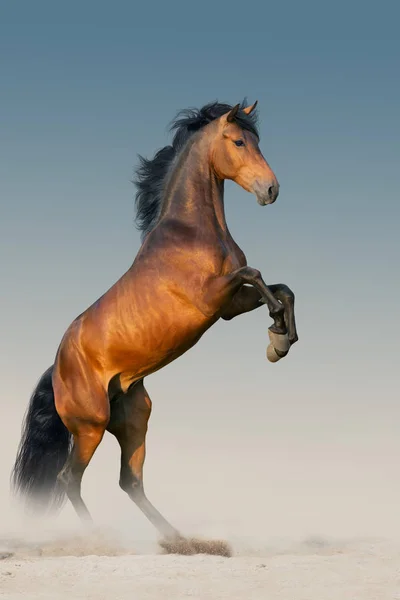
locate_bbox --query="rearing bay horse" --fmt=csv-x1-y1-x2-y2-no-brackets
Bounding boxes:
12,100,298,546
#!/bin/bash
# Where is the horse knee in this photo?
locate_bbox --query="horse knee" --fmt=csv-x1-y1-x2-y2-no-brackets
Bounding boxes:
279,284,295,302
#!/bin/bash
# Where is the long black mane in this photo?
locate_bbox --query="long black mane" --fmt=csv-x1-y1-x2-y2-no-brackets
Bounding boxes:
133,100,259,240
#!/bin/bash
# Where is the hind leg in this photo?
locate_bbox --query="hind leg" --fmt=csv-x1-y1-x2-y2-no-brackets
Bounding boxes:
57,425,106,521
107,379,180,540
53,367,109,522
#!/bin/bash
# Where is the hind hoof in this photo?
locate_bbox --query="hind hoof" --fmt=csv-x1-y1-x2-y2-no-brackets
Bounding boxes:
159,536,232,557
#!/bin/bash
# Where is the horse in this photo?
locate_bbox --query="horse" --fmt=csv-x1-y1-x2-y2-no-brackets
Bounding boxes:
12,100,298,552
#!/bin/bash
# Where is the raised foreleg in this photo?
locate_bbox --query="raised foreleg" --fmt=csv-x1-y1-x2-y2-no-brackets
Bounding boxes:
204,268,298,362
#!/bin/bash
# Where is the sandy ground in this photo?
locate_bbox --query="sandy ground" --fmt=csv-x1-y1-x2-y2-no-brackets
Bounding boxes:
3,382,400,599
1,532,400,599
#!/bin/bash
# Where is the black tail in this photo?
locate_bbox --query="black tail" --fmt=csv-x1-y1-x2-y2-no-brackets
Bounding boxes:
11,365,72,514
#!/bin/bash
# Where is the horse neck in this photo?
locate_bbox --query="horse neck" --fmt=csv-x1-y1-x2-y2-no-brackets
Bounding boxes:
160,135,228,234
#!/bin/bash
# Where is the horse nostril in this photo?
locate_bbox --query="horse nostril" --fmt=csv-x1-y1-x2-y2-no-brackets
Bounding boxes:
254,180,279,206
267,182,279,203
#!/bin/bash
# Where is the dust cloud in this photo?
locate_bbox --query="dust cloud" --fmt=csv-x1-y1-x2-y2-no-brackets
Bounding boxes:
2,376,400,598
2,383,400,553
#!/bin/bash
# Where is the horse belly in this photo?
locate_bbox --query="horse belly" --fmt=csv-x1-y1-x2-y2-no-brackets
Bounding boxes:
108,299,213,389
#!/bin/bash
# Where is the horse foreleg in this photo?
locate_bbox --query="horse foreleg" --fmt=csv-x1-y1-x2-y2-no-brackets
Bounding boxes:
205,267,284,331
221,283,298,345
205,267,298,361
107,379,181,541
221,285,264,320
265,283,298,345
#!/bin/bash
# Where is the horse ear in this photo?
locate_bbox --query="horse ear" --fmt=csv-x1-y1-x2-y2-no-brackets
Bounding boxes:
242,100,258,115
226,104,241,122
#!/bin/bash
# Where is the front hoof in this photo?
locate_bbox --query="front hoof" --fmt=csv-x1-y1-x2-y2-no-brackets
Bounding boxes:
267,329,290,363
267,344,282,363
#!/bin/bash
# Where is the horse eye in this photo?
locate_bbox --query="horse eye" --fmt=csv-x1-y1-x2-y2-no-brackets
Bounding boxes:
234,139,245,147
